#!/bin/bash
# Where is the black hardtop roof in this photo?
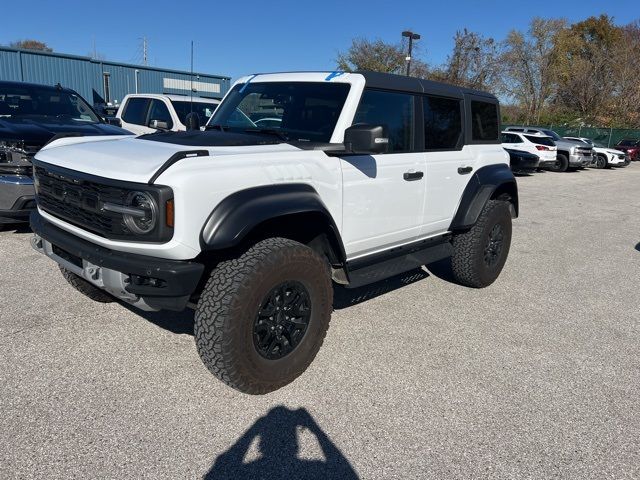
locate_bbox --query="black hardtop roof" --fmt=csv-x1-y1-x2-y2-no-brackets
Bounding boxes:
0,80,76,93
356,70,498,101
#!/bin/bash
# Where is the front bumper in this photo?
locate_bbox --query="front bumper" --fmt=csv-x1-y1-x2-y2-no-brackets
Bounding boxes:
569,154,593,167
30,211,204,311
0,175,35,223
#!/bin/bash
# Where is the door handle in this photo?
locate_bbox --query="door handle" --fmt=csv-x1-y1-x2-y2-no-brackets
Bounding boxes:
458,166,473,175
403,171,424,181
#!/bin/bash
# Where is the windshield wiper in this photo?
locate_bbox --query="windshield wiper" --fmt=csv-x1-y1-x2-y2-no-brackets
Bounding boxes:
244,128,289,141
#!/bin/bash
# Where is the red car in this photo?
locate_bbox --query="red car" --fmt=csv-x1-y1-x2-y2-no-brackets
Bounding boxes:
615,139,640,161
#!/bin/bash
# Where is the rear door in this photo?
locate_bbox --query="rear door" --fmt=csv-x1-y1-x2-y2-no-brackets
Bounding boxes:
420,94,474,234
340,89,426,258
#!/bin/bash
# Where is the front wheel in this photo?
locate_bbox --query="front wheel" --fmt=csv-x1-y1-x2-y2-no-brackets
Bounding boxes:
549,153,569,172
194,237,333,394
595,155,607,169
451,200,512,288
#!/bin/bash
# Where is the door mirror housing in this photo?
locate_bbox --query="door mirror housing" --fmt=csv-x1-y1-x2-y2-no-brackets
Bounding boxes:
185,112,201,131
149,119,169,130
105,117,122,127
344,124,389,154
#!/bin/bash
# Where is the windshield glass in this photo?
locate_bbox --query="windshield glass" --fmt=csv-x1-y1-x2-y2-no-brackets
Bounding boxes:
541,129,561,141
209,81,351,142
524,135,555,146
171,100,218,124
0,85,100,123
618,139,639,146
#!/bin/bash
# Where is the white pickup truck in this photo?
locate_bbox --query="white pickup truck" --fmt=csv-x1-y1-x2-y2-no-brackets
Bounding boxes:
30,71,518,394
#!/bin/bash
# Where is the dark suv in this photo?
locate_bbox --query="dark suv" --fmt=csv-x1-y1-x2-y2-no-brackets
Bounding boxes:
0,81,129,227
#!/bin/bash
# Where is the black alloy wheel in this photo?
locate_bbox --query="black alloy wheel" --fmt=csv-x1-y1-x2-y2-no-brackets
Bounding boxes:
254,281,311,360
483,224,504,268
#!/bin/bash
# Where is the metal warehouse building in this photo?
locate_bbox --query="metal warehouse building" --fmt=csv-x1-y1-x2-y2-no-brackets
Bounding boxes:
0,46,230,108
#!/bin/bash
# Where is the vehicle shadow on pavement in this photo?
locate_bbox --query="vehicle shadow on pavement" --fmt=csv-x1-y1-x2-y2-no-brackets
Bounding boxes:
0,223,31,234
204,406,359,480
122,304,195,335
333,268,429,309
635,242,640,252
424,257,457,284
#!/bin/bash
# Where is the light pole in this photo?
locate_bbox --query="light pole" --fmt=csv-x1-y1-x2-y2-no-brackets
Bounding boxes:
402,30,421,76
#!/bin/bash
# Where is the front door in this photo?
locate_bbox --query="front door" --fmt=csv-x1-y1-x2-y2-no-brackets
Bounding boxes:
340,89,425,259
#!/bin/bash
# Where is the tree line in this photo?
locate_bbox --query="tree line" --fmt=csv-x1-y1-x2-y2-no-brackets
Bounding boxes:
336,15,640,129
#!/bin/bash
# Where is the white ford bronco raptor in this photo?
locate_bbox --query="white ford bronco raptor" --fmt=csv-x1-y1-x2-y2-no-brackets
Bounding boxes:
30,71,518,394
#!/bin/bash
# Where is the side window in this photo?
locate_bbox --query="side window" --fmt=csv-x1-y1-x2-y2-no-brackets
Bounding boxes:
148,99,173,129
353,89,414,153
423,96,462,150
512,134,523,143
471,100,499,141
122,98,149,125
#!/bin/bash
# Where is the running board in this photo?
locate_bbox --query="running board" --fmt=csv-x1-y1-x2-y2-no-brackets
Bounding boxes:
345,236,452,288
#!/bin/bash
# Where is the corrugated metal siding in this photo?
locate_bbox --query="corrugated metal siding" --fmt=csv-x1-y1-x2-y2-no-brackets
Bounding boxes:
0,47,230,105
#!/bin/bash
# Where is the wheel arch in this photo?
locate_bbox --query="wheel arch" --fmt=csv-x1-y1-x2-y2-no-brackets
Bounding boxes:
199,184,347,265
450,164,518,232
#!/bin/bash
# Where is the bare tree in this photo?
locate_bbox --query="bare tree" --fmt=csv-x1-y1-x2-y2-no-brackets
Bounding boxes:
501,18,566,125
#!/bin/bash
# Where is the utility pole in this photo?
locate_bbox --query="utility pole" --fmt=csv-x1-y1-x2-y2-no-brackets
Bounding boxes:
402,30,421,76
142,36,148,66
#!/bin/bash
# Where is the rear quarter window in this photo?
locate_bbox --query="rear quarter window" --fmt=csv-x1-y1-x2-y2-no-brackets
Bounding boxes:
471,101,499,142
524,135,554,146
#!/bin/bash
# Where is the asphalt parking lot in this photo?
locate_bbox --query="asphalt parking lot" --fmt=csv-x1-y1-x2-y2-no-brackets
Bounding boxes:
1,164,639,479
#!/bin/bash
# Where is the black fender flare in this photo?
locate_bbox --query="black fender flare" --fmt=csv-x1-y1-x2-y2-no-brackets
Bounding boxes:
199,183,347,263
449,164,518,231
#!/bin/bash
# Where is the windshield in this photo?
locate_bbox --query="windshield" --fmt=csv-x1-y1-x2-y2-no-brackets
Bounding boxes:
618,139,639,146
171,100,218,124
0,85,100,123
209,81,351,142
541,129,561,141
524,135,555,146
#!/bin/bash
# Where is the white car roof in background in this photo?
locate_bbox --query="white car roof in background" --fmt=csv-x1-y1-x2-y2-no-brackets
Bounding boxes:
124,93,220,103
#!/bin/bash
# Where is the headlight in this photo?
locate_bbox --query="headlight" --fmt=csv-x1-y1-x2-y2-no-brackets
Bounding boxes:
123,191,158,234
569,146,576,154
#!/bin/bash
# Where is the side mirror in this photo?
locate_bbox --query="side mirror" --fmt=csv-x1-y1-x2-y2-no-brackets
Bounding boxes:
185,112,201,131
149,119,169,130
105,117,122,127
344,124,389,154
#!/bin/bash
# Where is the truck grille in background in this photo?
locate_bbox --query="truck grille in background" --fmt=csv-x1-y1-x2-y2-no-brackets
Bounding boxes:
34,165,129,237
575,147,593,156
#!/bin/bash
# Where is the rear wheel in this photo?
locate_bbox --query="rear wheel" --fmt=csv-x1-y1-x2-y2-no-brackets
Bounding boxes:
59,266,115,303
194,237,333,394
549,153,569,172
451,200,512,288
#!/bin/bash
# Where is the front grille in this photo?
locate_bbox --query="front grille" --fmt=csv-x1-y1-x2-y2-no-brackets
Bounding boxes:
35,165,130,237
575,147,592,156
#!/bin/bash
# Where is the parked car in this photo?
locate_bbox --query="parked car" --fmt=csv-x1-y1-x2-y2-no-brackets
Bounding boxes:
504,148,540,174
505,127,593,172
30,71,517,394
0,81,130,227
501,131,556,169
564,137,628,168
116,94,220,135
614,138,640,161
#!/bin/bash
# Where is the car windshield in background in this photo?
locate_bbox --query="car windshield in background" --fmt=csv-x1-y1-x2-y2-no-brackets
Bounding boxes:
209,81,351,142
524,135,555,146
0,85,100,123
541,129,562,141
171,100,218,124
618,139,639,146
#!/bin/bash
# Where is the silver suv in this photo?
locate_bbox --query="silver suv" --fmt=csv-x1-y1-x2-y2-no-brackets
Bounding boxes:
505,127,593,172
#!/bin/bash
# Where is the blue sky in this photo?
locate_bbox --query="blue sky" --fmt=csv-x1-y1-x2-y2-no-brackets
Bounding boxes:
1,1,636,81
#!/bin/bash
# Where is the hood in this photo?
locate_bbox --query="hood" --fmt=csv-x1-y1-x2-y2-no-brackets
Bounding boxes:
556,137,588,148
34,132,304,183
0,116,129,146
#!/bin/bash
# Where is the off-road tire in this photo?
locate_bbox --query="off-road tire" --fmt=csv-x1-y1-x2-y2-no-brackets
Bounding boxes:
59,266,115,303
451,200,512,288
595,154,607,169
549,153,569,172
194,237,333,395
